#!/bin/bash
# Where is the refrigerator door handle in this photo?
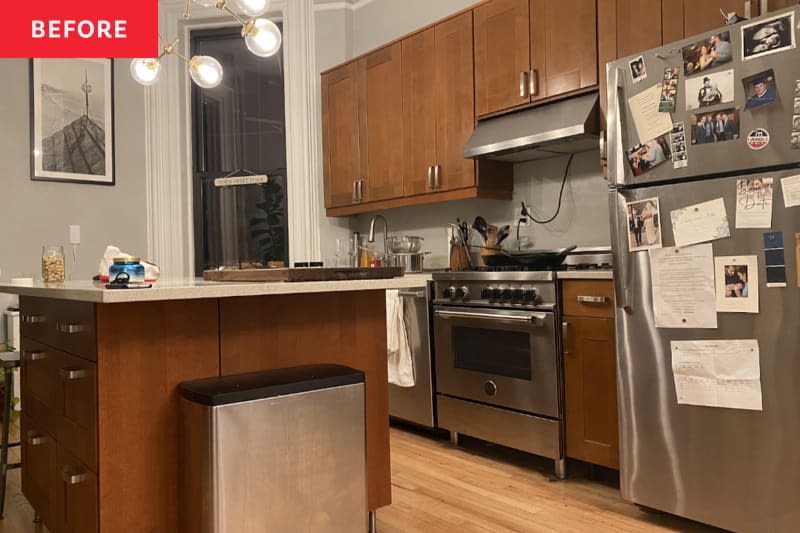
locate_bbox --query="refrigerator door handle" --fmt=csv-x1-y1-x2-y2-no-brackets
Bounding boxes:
609,190,633,311
606,66,624,188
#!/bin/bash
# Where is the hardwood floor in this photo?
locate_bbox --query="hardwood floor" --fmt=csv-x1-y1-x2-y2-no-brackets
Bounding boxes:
377,426,723,533
0,421,721,533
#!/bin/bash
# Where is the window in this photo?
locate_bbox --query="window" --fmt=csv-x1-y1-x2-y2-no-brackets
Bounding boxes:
191,25,288,272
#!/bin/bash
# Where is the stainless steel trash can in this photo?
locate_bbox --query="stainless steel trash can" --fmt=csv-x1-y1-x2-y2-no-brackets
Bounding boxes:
178,364,367,533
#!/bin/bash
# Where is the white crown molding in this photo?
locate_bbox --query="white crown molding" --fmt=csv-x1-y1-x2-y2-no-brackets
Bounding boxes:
313,0,376,11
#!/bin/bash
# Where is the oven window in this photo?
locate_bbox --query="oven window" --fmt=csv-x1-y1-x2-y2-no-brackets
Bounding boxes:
452,327,532,380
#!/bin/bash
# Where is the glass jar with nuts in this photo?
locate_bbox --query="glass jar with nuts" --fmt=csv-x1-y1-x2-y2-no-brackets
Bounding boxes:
42,245,65,282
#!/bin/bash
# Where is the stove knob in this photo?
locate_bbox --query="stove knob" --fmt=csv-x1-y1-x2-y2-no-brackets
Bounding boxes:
455,286,469,299
524,289,539,303
442,286,456,299
480,288,492,299
512,289,524,301
491,288,502,300
501,289,513,300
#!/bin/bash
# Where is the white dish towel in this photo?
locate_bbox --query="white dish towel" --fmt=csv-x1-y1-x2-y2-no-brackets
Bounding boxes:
386,290,415,387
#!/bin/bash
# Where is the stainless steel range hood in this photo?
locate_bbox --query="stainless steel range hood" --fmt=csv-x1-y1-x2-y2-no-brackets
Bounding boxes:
463,92,601,163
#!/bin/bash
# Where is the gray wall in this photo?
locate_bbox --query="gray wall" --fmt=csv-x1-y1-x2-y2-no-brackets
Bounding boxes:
0,59,148,339
352,151,611,268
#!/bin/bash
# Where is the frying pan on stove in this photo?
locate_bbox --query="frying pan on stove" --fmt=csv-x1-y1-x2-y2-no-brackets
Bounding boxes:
482,245,578,268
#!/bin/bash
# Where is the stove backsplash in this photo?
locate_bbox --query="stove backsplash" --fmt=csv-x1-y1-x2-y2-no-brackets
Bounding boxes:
352,150,611,269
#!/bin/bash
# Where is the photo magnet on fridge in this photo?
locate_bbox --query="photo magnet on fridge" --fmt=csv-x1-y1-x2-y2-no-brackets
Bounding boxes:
690,108,740,144
714,256,759,313
626,133,672,176
659,67,679,112
626,198,663,252
685,69,735,110
743,70,777,110
742,12,796,61
629,55,647,83
681,31,732,76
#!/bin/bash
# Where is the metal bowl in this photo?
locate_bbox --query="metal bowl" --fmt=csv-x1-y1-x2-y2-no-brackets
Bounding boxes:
386,236,424,253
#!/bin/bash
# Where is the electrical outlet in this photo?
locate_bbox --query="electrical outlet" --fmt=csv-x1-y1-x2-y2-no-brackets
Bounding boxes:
69,225,81,245
514,208,530,227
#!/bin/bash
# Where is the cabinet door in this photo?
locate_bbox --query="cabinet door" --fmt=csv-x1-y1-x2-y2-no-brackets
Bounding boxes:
672,0,757,41
474,0,531,116
530,0,598,100
21,415,58,528
435,12,476,191
359,43,405,202
322,63,361,208
564,316,619,469
58,447,98,533
58,353,98,470
402,29,437,196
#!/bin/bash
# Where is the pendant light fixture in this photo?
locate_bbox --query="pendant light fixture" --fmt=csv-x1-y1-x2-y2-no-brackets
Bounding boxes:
131,0,282,89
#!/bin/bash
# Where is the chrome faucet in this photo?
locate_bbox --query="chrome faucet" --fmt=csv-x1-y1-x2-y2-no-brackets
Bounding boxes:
368,215,388,260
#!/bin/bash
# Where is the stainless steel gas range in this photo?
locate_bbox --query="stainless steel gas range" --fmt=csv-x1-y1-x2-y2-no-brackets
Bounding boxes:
432,269,565,478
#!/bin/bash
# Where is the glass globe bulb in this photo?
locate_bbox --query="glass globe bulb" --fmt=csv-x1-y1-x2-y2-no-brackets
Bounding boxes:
243,18,282,58
130,58,161,86
189,55,224,89
192,0,218,6
233,0,269,17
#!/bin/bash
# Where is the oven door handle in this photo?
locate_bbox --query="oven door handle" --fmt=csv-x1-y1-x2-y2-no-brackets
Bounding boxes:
434,309,547,324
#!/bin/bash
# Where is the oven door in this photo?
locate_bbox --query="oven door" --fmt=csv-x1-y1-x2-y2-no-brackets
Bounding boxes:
434,306,559,417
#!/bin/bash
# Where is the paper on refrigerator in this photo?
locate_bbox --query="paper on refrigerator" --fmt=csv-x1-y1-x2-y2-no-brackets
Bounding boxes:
782,174,800,207
649,244,717,328
671,340,762,411
628,83,674,144
736,178,773,229
670,198,731,247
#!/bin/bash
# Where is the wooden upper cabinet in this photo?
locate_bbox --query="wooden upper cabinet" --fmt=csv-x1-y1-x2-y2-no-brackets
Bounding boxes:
530,0,598,100
321,63,361,208
434,12,476,191
665,0,758,43
402,29,437,196
359,43,405,202
474,0,531,116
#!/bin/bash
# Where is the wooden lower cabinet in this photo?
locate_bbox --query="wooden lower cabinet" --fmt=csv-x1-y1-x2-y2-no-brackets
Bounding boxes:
562,281,619,469
20,415,57,528
58,447,98,533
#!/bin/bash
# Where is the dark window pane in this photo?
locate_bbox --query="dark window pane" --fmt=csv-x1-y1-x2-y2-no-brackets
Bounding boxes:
191,26,288,271
452,327,532,380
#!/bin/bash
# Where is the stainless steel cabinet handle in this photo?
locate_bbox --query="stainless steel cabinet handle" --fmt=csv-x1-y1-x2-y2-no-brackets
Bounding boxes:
519,71,528,98
577,295,608,304
353,180,359,202
59,368,88,380
529,69,538,97
397,290,425,299
27,432,48,446
434,165,441,189
22,351,47,361
56,323,85,334
435,309,546,323
358,180,365,201
22,315,45,324
562,322,569,355
427,166,434,189
61,468,87,485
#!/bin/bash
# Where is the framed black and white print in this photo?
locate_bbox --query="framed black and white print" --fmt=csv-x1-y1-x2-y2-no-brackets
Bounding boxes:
30,58,115,185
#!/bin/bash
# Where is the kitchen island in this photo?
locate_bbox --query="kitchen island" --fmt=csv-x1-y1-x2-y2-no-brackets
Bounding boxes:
0,277,424,533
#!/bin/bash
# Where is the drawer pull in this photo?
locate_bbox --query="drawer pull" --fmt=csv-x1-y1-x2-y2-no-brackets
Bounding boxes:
59,368,88,381
27,432,48,446
22,351,47,361
57,323,86,334
22,315,45,324
577,295,608,304
61,468,88,485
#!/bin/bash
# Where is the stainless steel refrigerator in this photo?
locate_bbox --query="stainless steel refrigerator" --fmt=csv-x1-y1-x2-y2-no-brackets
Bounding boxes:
606,6,800,532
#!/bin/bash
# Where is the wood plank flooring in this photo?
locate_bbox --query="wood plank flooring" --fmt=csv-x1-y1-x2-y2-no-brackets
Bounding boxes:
377,426,723,533
0,421,722,533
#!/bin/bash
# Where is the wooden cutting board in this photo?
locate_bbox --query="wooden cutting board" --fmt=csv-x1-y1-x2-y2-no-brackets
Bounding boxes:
203,266,404,282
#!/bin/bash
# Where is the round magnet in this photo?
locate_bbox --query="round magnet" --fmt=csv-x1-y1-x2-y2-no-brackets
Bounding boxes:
746,128,770,150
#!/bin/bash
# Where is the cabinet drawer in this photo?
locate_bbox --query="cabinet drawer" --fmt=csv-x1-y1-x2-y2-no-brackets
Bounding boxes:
562,280,615,318
20,297,96,361
57,353,98,470
58,446,99,533
21,338,62,424
21,414,58,528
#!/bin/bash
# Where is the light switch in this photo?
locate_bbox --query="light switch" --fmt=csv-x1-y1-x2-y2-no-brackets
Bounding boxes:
69,225,81,245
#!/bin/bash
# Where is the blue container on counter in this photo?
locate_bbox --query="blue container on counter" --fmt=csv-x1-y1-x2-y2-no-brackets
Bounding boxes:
109,257,145,283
